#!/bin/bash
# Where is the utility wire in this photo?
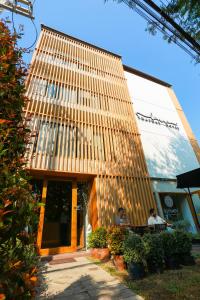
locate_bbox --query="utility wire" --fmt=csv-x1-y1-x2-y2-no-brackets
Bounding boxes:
124,0,199,52
143,0,200,51
119,0,200,61
158,0,183,26
124,0,197,59
133,4,197,60
139,0,198,55
11,9,16,33
25,18,38,50
10,1,38,50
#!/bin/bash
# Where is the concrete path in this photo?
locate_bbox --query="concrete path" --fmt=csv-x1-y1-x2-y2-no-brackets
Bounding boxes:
192,244,200,255
37,255,143,300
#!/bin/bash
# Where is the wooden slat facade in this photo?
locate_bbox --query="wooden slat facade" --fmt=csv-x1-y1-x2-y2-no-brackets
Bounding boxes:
25,25,155,230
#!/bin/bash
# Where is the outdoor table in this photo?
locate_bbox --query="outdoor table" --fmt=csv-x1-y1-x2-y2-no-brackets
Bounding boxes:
148,223,167,233
129,225,150,235
126,224,167,235
114,224,167,235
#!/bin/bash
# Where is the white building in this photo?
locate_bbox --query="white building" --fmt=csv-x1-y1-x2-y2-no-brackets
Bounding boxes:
125,66,200,233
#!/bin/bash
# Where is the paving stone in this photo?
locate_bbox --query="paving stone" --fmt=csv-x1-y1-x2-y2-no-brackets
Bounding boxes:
37,256,144,300
122,296,144,300
97,294,114,300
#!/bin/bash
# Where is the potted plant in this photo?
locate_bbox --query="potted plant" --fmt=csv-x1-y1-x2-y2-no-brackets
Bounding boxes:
160,231,180,269
192,233,200,245
88,227,110,261
173,230,195,266
172,219,191,232
123,233,145,279
143,233,164,273
107,226,127,271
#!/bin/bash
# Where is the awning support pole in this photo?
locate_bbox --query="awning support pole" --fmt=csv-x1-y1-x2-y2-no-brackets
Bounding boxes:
187,187,200,232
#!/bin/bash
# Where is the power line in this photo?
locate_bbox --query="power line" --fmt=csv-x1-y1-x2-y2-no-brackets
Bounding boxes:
143,0,200,52
133,4,197,60
124,0,199,53
8,0,38,50
116,0,200,61
25,18,38,50
11,8,16,33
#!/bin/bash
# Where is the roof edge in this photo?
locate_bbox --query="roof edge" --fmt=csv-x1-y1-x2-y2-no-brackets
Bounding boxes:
41,24,122,59
123,64,172,88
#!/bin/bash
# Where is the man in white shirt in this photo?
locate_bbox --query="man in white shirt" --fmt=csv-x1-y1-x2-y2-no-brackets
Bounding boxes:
148,208,171,226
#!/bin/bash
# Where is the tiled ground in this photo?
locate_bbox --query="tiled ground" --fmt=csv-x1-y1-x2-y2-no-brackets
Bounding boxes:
37,255,143,300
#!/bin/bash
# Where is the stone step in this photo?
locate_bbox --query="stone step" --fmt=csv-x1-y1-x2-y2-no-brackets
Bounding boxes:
40,250,90,263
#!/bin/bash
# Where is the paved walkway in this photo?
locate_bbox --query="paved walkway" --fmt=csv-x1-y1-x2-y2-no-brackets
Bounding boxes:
192,244,200,255
37,254,143,300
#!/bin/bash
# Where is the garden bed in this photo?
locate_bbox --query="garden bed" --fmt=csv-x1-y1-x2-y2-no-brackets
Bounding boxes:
192,238,200,245
88,256,200,300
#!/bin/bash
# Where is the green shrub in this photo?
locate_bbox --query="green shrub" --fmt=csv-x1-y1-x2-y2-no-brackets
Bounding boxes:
0,20,40,299
107,226,127,255
192,232,200,240
160,231,176,258
88,227,107,248
143,233,164,268
123,233,145,264
160,230,192,257
173,230,192,256
172,219,191,232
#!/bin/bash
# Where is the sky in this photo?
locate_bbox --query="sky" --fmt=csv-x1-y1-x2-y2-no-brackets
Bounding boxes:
1,0,200,144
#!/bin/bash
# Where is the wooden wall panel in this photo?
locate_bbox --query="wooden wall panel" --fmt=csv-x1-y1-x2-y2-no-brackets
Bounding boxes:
25,25,155,226
71,180,77,249
88,178,98,229
36,179,47,250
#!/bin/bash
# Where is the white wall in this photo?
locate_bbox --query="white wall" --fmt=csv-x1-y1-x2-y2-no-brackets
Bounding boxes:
125,71,199,179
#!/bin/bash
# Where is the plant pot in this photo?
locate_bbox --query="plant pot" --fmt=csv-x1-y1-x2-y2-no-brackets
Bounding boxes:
98,248,110,262
128,262,145,280
192,239,200,245
181,254,195,266
90,248,99,259
91,248,110,261
146,260,163,274
113,255,126,271
165,256,181,270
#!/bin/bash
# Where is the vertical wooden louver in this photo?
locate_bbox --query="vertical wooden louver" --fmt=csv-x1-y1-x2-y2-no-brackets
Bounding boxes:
25,25,155,226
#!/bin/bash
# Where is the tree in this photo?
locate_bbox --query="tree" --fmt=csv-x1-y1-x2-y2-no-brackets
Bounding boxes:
163,0,200,43
106,0,200,61
0,19,39,299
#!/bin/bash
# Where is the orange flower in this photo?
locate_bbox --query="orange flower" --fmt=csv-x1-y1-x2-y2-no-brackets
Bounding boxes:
23,275,38,288
30,276,38,286
0,294,6,300
4,200,12,207
0,119,12,124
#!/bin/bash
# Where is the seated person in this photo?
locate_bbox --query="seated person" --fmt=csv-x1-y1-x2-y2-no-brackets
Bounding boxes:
148,208,172,228
115,207,130,226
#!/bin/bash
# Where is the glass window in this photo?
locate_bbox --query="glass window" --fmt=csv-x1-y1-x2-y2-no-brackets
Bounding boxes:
42,181,72,248
77,182,88,246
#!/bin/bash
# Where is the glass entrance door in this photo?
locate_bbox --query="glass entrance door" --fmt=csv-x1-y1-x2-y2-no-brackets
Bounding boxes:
41,181,72,249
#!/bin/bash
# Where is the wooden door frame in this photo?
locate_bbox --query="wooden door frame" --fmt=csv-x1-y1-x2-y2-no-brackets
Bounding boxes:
37,178,78,256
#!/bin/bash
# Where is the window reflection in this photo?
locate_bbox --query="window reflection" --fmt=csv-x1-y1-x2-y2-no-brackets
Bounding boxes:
77,182,88,246
42,181,72,248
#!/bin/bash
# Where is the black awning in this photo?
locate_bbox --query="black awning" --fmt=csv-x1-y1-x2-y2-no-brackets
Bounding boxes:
176,168,200,188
